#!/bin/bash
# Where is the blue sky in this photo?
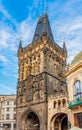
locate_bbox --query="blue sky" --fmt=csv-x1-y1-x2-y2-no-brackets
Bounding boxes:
0,0,82,94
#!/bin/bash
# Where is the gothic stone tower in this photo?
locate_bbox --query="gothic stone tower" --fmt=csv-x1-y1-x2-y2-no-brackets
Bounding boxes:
16,14,68,130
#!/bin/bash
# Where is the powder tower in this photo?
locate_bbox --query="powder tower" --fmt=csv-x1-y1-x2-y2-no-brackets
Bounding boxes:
16,13,69,130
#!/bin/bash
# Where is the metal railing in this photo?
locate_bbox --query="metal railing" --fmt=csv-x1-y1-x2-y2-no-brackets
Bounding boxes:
68,98,82,108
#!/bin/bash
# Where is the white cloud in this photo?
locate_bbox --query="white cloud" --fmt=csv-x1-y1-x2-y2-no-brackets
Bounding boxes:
0,84,16,94
17,16,36,46
0,0,82,94
0,4,18,26
0,55,8,63
0,28,9,48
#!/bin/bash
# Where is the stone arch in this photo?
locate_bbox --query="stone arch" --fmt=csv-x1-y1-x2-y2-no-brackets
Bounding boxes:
18,108,42,130
50,112,68,130
21,108,41,123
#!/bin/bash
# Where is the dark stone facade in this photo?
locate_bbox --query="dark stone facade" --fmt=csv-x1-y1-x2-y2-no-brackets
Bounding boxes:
16,13,68,130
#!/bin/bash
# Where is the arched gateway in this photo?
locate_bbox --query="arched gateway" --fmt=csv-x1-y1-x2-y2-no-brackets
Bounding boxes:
21,111,40,130
50,113,68,130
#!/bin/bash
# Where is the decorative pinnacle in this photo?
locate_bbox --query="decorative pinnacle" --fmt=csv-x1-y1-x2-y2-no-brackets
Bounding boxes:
18,36,22,50
63,38,67,52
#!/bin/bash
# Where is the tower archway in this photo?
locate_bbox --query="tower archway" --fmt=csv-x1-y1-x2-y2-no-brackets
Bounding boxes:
21,111,40,130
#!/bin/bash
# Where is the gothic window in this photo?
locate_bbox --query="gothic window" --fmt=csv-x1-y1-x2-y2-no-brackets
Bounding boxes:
40,90,44,100
33,91,39,100
54,101,57,108
62,99,66,107
74,80,82,100
40,80,44,88
58,100,61,108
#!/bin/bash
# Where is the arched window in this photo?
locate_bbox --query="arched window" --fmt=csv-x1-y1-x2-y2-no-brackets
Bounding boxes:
74,80,82,100
54,101,57,108
58,100,61,108
62,99,66,107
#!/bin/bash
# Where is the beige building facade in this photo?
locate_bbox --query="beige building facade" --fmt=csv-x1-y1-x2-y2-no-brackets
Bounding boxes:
16,13,70,130
66,51,82,128
0,95,16,130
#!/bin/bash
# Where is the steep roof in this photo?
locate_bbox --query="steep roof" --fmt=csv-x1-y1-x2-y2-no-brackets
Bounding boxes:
32,13,54,42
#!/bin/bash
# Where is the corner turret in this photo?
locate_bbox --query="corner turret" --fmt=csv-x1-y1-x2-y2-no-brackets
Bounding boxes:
63,39,67,58
18,39,22,51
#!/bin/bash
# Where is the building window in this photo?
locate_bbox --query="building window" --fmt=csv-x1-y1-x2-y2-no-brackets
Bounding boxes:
6,114,10,120
2,108,5,112
14,101,16,105
2,114,4,120
62,99,66,107
14,124,16,128
13,114,16,120
3,124,11,128
74,80,82,100
74,113,82,128
7,107,10,111
7,101,9,105
13,107,16,111
2,102,5,106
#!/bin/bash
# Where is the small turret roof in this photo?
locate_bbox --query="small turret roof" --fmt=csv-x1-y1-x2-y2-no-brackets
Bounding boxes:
63,41,67,51
18,39,22,50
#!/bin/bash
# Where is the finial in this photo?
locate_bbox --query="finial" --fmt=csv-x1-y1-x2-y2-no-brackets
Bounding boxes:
45,5,48,14
18,36,22,50
20,36,22,41
63,37,65,43
63,37,67,51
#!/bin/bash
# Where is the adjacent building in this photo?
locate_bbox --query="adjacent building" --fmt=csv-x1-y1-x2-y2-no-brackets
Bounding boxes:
0,95,16,130
66,51,82,128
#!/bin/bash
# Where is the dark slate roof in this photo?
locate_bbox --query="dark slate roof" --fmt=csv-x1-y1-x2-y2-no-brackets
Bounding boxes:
32,13,54,42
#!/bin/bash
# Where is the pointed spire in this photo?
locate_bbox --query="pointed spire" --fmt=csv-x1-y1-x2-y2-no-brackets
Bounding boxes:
18,37,22,50
63,38,67,51
32,13,54,42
